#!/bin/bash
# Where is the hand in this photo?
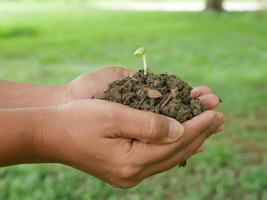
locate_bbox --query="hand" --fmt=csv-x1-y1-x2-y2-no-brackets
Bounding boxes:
0,66,222,109
0,67,132,108
36,94,224,188
66,66,222,106
67,66,133,100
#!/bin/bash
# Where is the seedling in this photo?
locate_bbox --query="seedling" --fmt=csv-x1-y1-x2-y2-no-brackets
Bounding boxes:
134,47,148,75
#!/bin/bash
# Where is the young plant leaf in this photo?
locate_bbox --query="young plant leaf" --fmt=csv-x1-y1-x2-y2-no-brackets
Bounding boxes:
134,47,146,57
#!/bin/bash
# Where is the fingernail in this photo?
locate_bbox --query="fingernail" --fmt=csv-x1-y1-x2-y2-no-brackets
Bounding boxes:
214,124,225,133
168,119,184,140
208,113,224,135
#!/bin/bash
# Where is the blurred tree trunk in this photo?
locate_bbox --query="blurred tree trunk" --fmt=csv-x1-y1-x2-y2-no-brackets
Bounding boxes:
206,0,224,12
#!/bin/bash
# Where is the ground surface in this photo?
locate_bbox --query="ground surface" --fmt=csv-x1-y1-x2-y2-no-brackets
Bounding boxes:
0,2,267,200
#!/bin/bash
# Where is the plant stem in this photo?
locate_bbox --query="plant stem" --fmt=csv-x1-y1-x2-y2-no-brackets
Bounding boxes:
143,54,148,75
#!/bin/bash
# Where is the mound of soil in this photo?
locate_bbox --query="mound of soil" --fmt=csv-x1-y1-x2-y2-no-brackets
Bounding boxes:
104,70,205,123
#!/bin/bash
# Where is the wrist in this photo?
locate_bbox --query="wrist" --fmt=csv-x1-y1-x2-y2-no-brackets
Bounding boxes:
30,106,67,164
0,107,60,166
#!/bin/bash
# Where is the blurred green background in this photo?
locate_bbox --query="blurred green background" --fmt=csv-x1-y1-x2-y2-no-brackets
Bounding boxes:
0,0,267,199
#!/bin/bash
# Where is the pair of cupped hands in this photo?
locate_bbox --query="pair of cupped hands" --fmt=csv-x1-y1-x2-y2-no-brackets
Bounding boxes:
37,67,224,188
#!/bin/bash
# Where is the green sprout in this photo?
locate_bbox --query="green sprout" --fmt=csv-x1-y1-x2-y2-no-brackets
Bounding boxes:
134,47,148,75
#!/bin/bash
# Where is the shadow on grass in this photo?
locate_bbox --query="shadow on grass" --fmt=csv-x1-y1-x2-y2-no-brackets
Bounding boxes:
0,26,39,38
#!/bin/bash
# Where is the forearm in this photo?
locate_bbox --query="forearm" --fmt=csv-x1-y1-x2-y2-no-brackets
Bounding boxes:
0,80,71,108
0,107,56,167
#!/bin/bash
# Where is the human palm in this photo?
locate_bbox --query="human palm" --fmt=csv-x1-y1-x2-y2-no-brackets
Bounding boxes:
68,66,134,100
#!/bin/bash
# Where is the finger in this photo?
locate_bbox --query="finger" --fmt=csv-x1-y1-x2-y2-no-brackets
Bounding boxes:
129,110,224,166
179,110,224,150
139,115,224,179
214,124,225,133
191,86,212,98
110,103,184,144
199,94,220,110
193,146,204,155
139,132,208,179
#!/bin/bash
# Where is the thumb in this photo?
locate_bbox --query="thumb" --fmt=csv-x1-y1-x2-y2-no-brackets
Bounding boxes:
114,105,184,144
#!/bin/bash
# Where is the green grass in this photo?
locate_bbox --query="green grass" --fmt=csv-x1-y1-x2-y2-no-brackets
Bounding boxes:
0,3,267,200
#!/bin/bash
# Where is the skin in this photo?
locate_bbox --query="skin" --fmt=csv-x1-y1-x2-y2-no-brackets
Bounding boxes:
0,66,224,188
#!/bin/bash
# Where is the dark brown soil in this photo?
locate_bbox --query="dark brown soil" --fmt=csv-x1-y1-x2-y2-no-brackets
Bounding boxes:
104,70,205,123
